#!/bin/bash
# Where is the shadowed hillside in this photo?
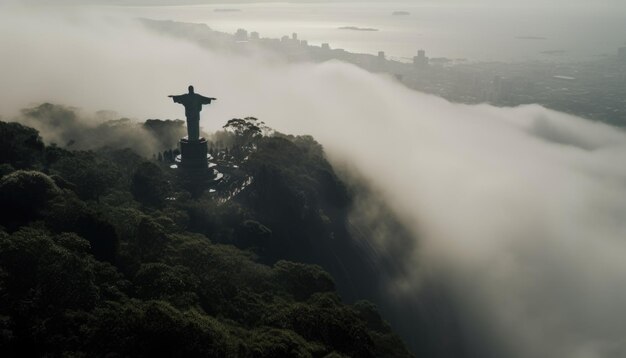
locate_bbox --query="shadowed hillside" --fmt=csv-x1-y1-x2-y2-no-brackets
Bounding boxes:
0,108,413,357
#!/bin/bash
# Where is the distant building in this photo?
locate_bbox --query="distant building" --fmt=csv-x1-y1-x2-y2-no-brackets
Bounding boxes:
413,49,429,68
250,31,260,40
301,40,308,46
281,35,289,42
292,33,298,40
322,43,330,51
235,29,248,41
375,51,387,71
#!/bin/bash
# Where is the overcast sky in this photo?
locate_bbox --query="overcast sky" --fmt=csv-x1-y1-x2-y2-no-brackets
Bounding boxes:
11,0,626,6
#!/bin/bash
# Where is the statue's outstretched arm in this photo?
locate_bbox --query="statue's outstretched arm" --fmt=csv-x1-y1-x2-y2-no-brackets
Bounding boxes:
199,95,217,104
169,94,185,104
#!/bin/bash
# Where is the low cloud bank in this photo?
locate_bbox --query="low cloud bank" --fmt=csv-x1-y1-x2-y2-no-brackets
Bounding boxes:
2,6,626,357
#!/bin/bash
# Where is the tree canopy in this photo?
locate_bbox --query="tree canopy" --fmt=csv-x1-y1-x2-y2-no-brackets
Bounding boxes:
0,119,412,357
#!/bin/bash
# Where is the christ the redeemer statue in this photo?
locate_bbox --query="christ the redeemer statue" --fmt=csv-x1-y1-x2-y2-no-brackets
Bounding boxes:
169,86,216,142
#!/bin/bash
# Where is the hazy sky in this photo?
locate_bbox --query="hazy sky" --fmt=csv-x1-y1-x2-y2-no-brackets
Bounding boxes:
1,4,626,358
12,0,626,6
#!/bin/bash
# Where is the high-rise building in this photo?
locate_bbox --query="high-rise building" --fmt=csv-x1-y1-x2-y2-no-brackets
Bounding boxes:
292,33,298,40
375,51,387,71
235,29,248,41
413,49,428,67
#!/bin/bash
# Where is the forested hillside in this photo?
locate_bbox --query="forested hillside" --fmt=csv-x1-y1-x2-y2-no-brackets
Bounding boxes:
0,104,412,357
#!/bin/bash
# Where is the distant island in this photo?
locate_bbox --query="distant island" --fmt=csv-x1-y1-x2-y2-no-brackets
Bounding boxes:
516,36,547,40
392,11,411,16
214,8,241,12
338,26,379,32
541,50,567,55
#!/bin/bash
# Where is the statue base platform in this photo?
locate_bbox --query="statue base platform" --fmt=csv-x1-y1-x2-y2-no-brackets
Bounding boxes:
180,137,209,170
175,137,220,197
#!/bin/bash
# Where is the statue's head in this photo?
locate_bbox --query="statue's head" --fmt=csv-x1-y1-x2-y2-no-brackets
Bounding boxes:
188,85,194,94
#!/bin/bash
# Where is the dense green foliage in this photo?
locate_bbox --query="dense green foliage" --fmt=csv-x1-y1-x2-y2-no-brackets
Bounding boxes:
0,122,45,170
0,118,411,357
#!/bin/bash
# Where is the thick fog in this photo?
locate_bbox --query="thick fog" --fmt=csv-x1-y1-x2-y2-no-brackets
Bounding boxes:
2,5,626,358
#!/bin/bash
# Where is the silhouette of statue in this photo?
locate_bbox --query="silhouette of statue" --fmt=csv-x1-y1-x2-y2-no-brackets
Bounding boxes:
169,86,216,141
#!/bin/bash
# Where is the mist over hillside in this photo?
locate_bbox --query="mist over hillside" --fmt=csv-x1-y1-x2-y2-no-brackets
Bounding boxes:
2,4,626,358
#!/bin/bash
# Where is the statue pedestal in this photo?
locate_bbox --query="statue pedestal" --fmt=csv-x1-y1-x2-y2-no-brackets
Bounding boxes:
177,137,218,197
180,137,208,170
